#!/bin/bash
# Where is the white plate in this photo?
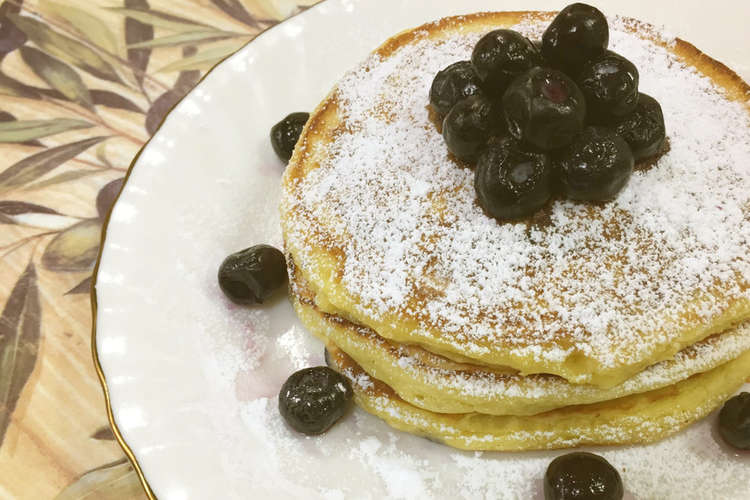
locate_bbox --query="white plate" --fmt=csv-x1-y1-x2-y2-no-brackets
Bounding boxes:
93,1,750,498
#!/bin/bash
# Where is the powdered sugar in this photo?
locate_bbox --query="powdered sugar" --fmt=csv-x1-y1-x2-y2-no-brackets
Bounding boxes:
265,359,750,500
238,392,750,499
283,16,750,373
277,325,316,370
324,310,750,403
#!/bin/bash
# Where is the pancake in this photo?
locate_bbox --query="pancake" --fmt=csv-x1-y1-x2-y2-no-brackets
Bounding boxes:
324,344,750,451
292,277,750,415
280,12,750,388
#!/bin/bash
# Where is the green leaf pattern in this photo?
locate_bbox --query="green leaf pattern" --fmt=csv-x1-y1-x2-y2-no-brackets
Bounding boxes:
19,46,95,109
107,7,213,32
0,136,108,191
55,460,145,500
0,0,318,498
9,14,123,83
0,262,41,445
39,1,120,55
127,29,244,49
0,118,93,142
125,0,154,87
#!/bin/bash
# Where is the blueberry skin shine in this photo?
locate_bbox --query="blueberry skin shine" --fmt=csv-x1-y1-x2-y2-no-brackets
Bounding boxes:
270,112,309,163
718,392,750,450
217,244,287,305
429,60,484,116
442,94,499,162
555,126,634,201
503,67,586,151
475,138,552,220
278,366,353,435
471,29,542,96
612,92,666,161
542,3,609,73
544,452,624,500
577,51,639,123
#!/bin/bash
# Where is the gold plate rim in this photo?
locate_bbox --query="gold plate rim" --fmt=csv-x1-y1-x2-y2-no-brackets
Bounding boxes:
89,2,329,497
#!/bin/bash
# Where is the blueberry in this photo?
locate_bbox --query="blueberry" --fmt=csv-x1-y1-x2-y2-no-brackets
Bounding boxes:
471,29,542,96
577,51,639,123
542,3,609,73
544,452,624,500
278,366,353,435
270,112,309,163
475,137,552,220
429,61,484,116
555,126,634,201
442,94,499,162
503,67,586,151
718,392,750,450
217,245,287,305
612,93,666,161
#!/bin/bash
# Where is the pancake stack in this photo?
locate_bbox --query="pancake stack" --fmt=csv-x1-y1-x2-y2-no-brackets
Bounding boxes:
280,11,750,450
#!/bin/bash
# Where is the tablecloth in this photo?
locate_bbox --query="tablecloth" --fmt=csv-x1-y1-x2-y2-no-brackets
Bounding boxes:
0,1,315,498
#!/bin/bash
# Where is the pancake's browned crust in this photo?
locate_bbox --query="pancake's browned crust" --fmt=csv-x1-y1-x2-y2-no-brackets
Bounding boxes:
291,266,750,416
281,11,750,388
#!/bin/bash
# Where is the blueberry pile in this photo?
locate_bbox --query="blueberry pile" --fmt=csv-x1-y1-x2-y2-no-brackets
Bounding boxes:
430,3,666,221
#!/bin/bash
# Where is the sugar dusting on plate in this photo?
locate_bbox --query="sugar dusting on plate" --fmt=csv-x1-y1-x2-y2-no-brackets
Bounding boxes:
231,388,750,499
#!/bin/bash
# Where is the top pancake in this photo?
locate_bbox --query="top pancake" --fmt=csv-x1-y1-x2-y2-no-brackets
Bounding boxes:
280,11,750,387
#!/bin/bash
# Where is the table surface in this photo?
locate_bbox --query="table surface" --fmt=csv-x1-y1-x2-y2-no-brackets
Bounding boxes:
0,1,748,499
